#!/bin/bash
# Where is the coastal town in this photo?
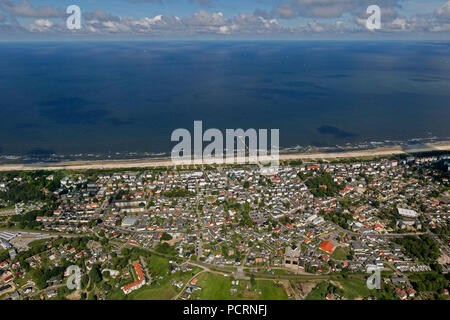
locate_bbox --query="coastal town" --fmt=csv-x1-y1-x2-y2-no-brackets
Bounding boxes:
0,152,449,300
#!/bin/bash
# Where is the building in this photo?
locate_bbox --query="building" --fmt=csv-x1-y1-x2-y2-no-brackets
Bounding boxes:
121,216,139,228
0,239,11,249
285,245,301,269
397,208,419,218
249,211,269,225
0,284,13,296
114,200,146,208
195,240,204,258
396,219,421,230
122,262,146,294
395,288,408,300
8,248,16,260
319,241,336,255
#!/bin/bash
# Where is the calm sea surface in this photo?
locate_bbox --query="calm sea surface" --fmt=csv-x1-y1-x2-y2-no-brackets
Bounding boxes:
0,41,449,156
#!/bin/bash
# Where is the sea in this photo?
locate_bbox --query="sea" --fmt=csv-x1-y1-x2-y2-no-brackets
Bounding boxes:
0,41,449,161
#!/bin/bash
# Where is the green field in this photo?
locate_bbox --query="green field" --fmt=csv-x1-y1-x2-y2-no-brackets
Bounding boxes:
107,271,188,300
146,255,170,276
190,272,234,300
28,238,48,248
306,278,374,300
331,247,350,260
305,281,329,300
189,272,289,300
128,281,177,300
254,280,289,300
336,278,373,299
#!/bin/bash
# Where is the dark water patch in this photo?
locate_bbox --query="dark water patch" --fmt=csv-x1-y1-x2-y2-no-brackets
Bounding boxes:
311,141,326,147
38,97,110,125
243,87,330,100
321,74,349,79
107,117,134,126
26,149,55,157
317,125,357,139
410,78,440,83
146,96,174,104
281,80,328,91
40,105,110,125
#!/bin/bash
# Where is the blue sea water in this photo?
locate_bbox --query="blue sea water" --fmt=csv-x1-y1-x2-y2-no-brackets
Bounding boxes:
0,41,449,157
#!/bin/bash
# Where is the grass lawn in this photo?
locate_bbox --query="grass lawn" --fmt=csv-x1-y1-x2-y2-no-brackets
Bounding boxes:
127,267,201,300
305,281,329,300
28,238,48,248
306,278,373,300
106,288,126,300
0,206,14,212
254,269,292,276
331,247,350,260
191,272,233,300
129,281,177,300
335,278,373,299
254,280,289,300
106,278,177,300
14,274,32,287
190,273,289,300
272,269,292,275
146,255,170,276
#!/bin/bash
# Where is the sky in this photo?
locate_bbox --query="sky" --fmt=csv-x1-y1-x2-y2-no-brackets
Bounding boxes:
0,0,450,40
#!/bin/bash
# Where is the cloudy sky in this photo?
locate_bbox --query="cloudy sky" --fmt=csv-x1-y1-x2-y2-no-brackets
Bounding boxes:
1,0,450,39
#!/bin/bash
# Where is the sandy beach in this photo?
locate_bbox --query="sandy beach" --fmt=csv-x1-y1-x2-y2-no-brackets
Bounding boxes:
0,142,449,172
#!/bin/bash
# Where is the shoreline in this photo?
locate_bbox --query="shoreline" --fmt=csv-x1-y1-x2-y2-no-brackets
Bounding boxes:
0,142,449,172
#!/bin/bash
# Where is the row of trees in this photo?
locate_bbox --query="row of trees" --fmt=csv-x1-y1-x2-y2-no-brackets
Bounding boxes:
410,271,449,294
392,235,440,263
302,172,344,197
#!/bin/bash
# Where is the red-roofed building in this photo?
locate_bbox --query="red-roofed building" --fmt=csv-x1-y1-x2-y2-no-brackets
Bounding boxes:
319,241,336,255
134,262,145,281
122,280,143,294
395,288,407,300
406,287,416,297
122,262,146,294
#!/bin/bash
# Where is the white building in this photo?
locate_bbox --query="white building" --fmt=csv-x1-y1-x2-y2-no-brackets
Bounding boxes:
121,216,139,228
397,208,419,218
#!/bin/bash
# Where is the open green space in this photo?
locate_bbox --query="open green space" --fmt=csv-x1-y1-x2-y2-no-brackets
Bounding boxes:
189,272,289,300
331,246,350,260
306,278,374,300
336,278,373,299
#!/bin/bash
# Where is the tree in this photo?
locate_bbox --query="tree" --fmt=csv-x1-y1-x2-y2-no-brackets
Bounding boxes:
89,264,102,284
80,274,89,290
250,274,256,287
161,233,173,241
392,235,439,263
121,248,130,257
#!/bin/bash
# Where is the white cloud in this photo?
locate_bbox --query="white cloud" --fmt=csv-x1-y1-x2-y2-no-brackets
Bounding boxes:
434,1,450,21
1,1,450,38
0,0,65,18
431,23,450,32
28,18,53,32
